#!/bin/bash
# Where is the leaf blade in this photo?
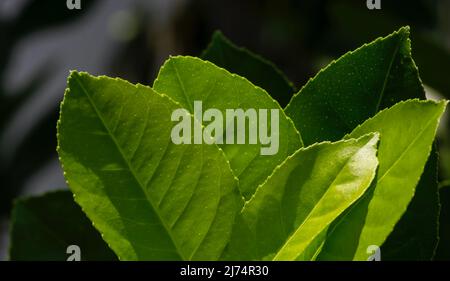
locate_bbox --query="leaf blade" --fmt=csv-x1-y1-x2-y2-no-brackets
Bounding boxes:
285,26,424,145
57,71,242,260
222,134,379,261
381,146,440,260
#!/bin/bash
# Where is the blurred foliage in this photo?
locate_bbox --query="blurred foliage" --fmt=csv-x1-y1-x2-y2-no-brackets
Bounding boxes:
10,190,117,260
0,0,98,214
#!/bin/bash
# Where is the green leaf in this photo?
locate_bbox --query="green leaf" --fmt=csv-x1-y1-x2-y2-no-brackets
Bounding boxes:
317,99,448,260
153,56,302,199
201,31,296,107
222,133,379,261
57,71,243,261
435,184,450,260
381,146,439,260
285,26,425,146
9,190,117,261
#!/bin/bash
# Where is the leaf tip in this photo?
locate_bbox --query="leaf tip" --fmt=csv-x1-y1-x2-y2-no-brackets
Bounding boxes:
398,25,411,36
212,30,225,40
366,132,380,148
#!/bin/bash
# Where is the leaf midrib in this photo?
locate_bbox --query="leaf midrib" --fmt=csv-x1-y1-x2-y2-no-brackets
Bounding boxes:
172,62,193,112
73,75,185,260
374,36,403,113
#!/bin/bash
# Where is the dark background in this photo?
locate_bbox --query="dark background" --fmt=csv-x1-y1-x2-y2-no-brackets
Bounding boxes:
1,0,449,260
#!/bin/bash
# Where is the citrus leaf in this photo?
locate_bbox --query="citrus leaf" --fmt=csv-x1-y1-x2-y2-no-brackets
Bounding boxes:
222,133,379,261
317,99,448,260
153,56,302,199
201,31,296,107
57,71,243,260
435,184,450,260
381,146,440,260
285,26,424,146
9,190,117,261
